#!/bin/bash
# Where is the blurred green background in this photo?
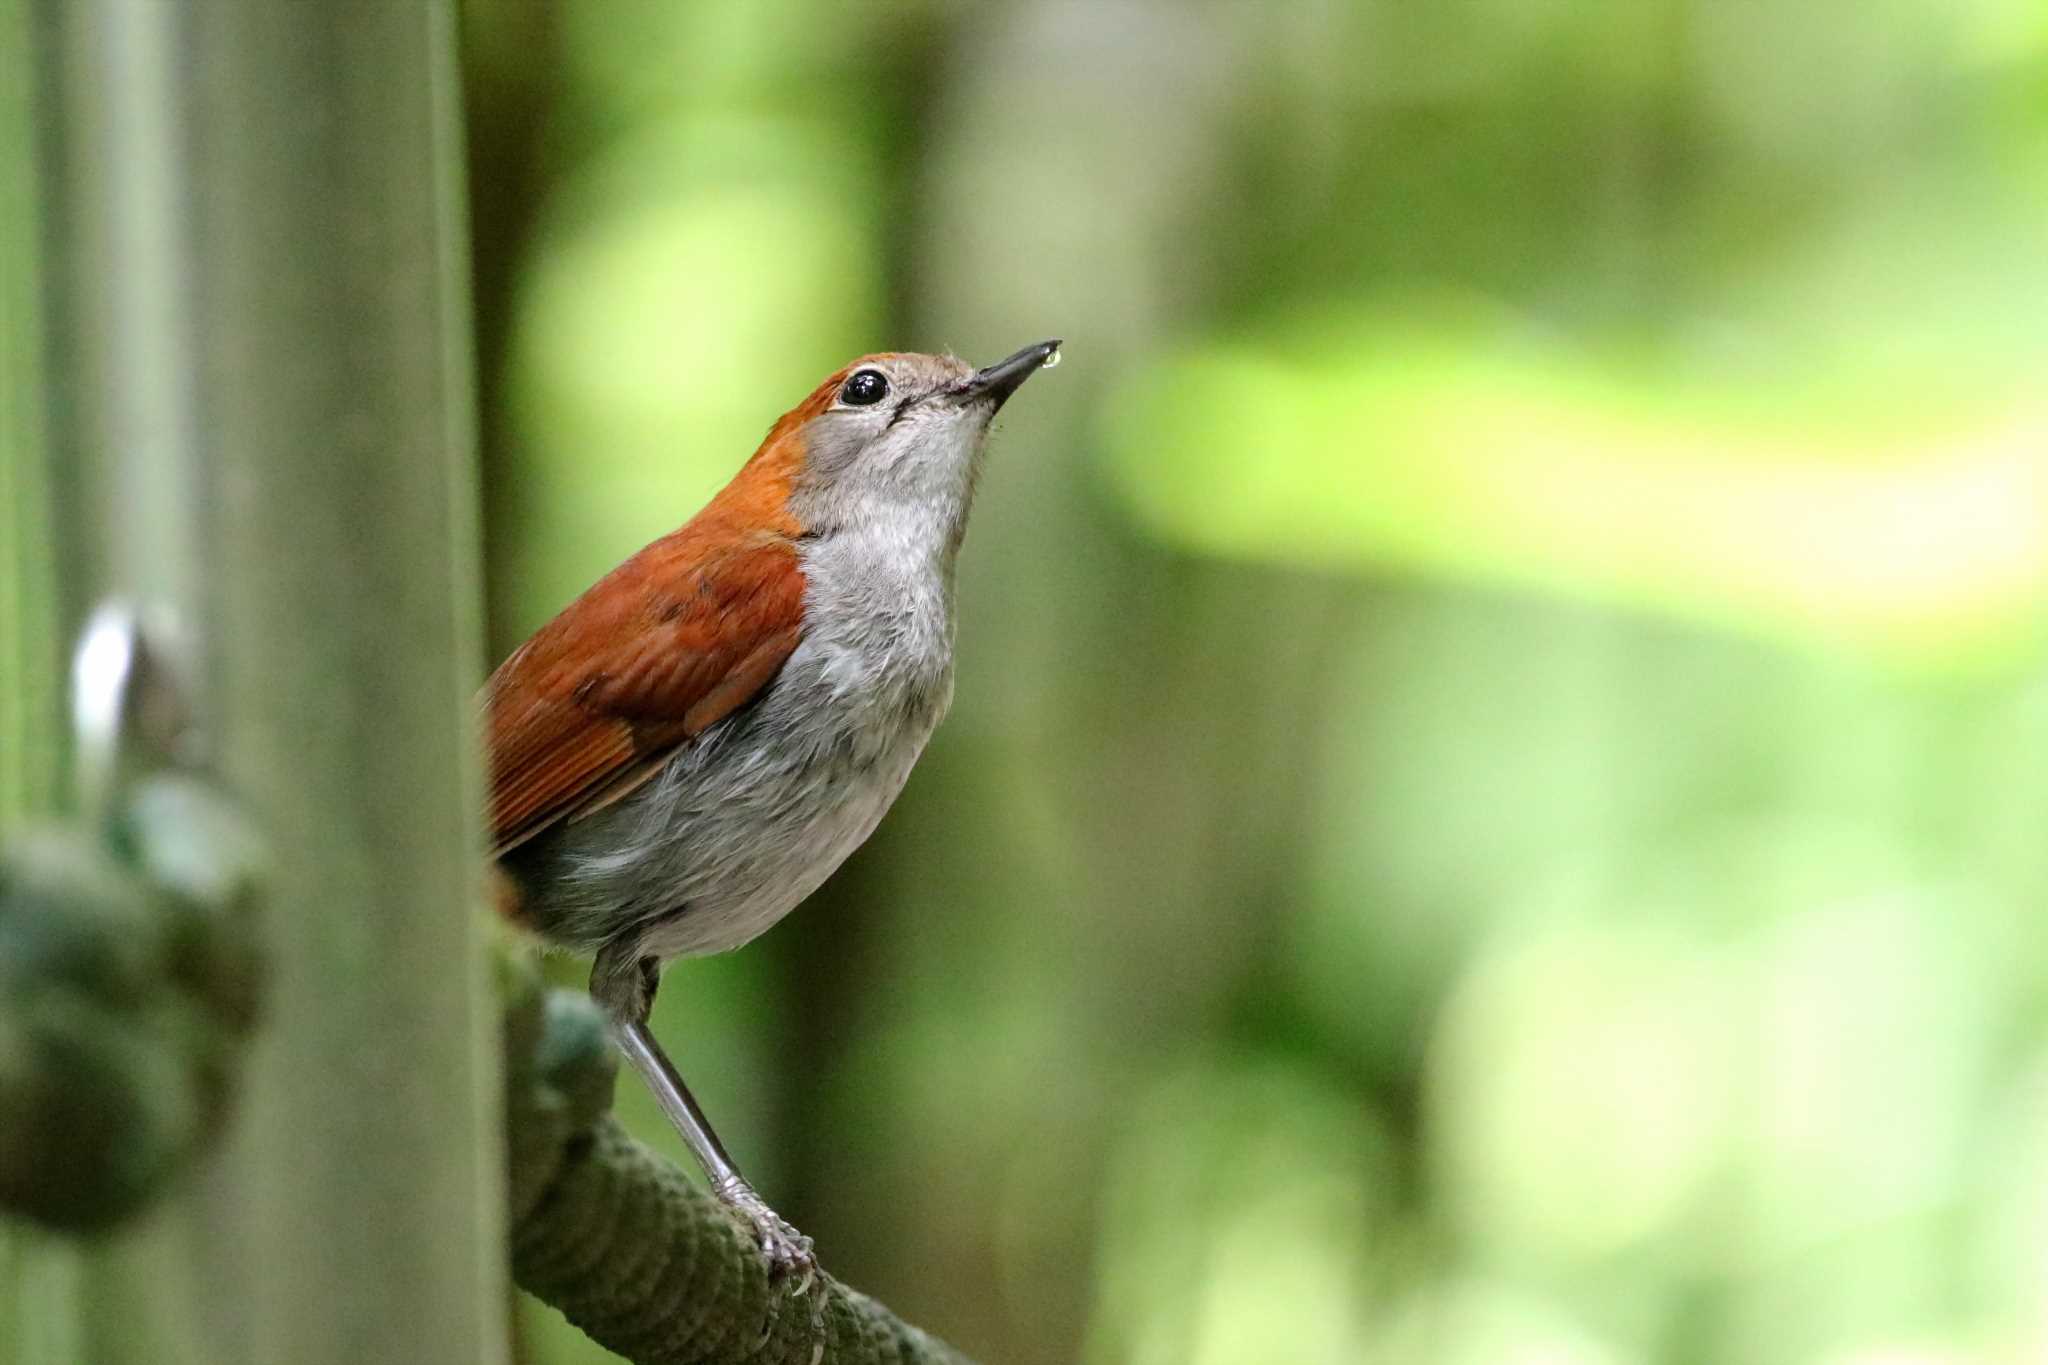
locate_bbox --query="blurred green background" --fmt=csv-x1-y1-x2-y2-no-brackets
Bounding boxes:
460,1,2048,1361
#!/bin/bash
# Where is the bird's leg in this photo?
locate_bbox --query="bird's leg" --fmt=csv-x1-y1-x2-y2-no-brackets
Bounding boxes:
590,943,815,1279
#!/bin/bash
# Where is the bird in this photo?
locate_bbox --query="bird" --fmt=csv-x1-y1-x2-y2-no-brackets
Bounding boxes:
482,340,1061,1275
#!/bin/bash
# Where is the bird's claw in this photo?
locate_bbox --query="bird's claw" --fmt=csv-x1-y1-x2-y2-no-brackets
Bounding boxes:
717,1179,816,1284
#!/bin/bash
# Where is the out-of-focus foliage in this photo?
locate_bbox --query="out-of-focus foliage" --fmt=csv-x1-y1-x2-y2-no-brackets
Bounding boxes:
1106,306,2048,666
459,1,2048,1361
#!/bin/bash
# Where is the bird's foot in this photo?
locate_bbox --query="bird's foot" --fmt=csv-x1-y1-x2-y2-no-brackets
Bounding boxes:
713,1177,816,1285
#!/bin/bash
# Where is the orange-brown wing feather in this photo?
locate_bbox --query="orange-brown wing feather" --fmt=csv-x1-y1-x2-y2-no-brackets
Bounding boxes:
482,525,806,857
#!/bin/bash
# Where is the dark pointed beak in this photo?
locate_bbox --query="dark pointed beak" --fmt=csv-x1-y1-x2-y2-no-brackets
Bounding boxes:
963,339,1062,408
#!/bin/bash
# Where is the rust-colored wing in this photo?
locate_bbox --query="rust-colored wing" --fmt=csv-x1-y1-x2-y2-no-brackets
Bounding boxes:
482,526,806,857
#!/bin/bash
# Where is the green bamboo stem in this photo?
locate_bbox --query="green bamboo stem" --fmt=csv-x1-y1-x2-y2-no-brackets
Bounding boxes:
18,2,508,1360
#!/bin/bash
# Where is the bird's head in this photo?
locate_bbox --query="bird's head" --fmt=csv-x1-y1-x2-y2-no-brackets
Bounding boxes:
719,342,1061,549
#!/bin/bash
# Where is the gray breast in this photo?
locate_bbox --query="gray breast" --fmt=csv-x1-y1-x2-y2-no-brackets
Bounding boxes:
507,527,957,962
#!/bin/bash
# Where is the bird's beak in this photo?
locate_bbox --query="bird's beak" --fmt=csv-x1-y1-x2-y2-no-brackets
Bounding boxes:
962,340,1062,408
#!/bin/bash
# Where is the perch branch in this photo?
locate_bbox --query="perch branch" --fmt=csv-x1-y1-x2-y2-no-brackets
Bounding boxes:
503,980,976,1365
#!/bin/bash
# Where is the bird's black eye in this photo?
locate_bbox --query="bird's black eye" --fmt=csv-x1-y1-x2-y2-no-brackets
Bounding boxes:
840,369,889,406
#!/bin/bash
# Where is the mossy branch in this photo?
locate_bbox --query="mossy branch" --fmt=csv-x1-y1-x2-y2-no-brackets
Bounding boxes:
503,981,975,1365
0,776,264,1231
0,804,968,1365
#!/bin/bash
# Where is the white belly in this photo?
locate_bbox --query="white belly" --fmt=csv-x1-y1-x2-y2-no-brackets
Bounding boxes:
511,629,951,961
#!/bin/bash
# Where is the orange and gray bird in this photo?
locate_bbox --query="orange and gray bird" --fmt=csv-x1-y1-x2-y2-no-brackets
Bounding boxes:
482,341,1061,1272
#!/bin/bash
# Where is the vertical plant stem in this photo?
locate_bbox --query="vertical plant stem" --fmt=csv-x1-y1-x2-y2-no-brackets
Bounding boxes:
21,2,507,1360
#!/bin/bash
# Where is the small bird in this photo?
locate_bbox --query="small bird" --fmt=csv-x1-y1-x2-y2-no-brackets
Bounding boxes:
483,341,1061,1273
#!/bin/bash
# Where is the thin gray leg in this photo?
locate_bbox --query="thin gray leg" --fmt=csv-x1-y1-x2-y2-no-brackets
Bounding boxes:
592,945,815,1278
610,1014,744,1189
